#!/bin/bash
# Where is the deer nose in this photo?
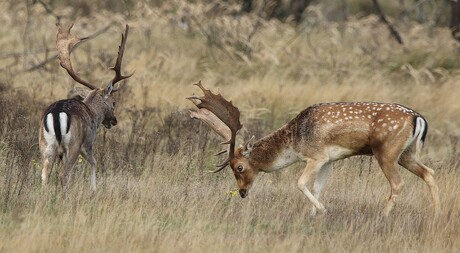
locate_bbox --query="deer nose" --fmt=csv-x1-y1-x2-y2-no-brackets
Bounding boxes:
111,117,117,126
239,189,248,198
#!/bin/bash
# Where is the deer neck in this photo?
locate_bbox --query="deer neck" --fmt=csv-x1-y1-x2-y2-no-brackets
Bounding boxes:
83,95,106,127
248,125,300,172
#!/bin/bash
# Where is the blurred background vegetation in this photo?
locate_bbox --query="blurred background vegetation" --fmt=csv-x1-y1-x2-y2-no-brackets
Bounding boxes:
4,0,455,26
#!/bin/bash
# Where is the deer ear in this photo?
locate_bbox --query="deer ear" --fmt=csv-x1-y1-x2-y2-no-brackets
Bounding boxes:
242,135,255,157
104,82,114,99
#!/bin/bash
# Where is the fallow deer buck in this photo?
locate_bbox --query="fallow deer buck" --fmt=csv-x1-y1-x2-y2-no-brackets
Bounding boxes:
39,24,133,190
188,81,440,217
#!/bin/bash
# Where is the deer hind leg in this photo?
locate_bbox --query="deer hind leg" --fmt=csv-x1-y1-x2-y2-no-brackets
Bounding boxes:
373,147,405,217
41,150,56,186
42,157,51,185
40,141,57,186
61,144,80,191
399,151,440,218
298,158,330,215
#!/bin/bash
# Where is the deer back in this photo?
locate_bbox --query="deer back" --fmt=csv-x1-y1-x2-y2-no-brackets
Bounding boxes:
283,102,423,159
40,88,117,145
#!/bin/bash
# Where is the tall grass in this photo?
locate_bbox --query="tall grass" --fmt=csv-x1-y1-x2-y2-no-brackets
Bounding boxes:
1,1,459,252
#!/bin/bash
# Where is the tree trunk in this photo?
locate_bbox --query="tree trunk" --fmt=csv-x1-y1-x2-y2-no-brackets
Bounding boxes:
241,0,253,13
373,0,403,44
451,0,460,42
289,0,311,25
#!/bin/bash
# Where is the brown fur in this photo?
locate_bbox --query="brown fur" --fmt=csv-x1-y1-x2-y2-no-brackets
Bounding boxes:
230,102,440,217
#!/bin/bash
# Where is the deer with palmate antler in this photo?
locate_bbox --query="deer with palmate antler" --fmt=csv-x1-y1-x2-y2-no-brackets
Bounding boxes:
39,24,133,190
188,81,440,217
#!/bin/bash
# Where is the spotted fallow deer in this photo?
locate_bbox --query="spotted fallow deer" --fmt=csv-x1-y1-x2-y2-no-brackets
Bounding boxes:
188,81,440,217
39,24,133,190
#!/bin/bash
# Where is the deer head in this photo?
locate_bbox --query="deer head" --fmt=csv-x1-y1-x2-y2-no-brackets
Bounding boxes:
56,23,133,128
188,81,256,198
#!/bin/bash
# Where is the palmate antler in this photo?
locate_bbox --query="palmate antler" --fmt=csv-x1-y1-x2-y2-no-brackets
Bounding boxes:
187,81,242,172
56,23,133,93
56,23,96,90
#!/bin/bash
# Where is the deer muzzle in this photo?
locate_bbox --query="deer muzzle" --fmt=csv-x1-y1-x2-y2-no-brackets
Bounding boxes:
103,116,117,129
239,188,248,198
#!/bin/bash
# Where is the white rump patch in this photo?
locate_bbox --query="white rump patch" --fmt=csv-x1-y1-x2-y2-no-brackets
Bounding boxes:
59,112,71,146
43,113,56,146
45,113,55,134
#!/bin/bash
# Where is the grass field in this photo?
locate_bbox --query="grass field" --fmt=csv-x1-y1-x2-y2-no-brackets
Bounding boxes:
1,1,460,252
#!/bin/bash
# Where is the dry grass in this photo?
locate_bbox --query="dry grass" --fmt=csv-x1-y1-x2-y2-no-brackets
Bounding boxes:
1,1,460,252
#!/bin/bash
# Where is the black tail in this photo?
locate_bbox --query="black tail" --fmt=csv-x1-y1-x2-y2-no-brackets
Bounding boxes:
53,112,62,144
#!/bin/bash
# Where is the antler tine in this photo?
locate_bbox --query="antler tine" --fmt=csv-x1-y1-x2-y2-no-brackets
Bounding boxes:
188,81,242,172
208,159,230,173
56,23,97,90
214,149,228,156
110,24,134,92
186,95,202,104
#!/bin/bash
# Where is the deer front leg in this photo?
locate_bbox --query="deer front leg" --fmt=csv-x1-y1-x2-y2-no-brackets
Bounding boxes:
298,158,329,216
81,146,97,191
89,156,97,191
311,162,332,216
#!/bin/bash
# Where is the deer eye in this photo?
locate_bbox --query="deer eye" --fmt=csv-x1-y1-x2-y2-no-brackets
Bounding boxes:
237,165,244,173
